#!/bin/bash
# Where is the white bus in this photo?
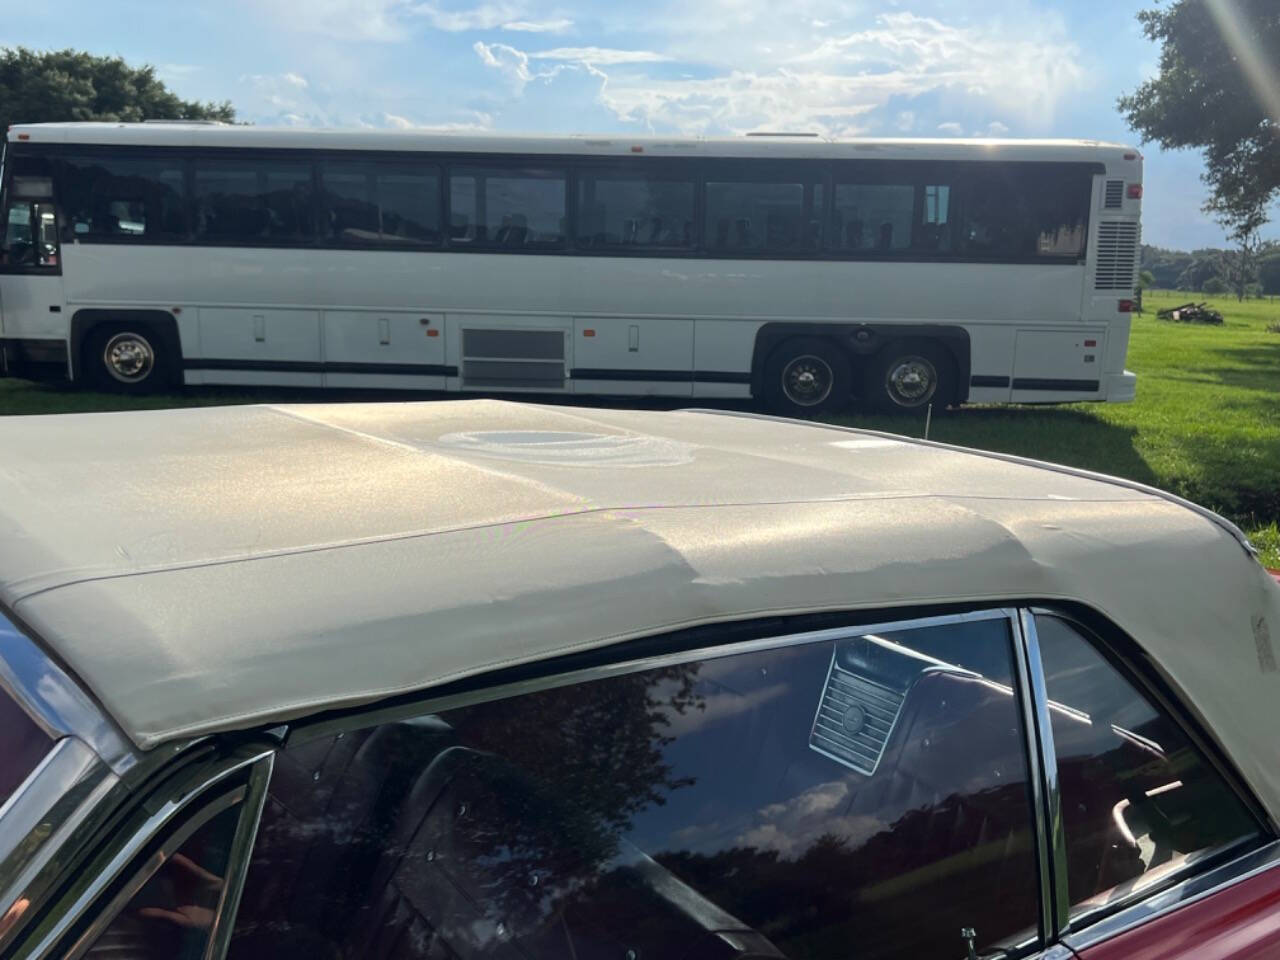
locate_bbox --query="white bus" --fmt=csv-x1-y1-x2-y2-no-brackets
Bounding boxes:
0,123,1142,414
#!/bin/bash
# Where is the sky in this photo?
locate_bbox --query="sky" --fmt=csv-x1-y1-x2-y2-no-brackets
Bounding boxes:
3,0,1276,251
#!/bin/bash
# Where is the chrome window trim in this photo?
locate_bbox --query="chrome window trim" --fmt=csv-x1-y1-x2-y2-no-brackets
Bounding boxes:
205,750,274,960
1010,613,1055,942
11,745,274,960
1062,840,1280,952
1016,609,1072,936
0,610,136,774
291,606,1020,744
0,739,119,950
61,788,245,960
1029,604,1276,836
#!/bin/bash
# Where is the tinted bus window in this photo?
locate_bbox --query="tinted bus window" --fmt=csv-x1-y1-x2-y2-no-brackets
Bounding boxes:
320,161,441,246
193,158,315,243
56,155,186,241
957,166,1089,259
831,182,914,253
705,179,822,253
449,167,565,247
576,173,694,250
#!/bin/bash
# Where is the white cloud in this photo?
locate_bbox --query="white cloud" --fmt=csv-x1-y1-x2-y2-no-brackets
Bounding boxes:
383,112,414,128
531,46,670,65
414,1,523,31
474,9,1086,136
937,121,964,136
282,72,309,88
503,18,573,32
734,780,887,858
985,120,1010,136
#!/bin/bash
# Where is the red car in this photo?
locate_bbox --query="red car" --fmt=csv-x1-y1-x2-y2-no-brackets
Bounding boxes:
0,402,1277,960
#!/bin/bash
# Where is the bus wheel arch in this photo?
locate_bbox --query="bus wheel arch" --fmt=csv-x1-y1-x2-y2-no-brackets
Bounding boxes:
72,310,182,392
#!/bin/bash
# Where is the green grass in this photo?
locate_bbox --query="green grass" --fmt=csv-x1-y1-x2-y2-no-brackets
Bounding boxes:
3,288,1279,567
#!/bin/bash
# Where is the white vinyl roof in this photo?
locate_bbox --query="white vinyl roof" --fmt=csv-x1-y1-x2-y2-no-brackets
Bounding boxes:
0,402,1276,816
6,122,1136,165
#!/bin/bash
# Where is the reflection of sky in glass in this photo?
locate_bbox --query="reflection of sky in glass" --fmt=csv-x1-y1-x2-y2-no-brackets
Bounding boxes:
627,619,1017,860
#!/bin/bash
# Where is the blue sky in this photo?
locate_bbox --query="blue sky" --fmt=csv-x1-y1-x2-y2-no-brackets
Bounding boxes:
5,0,1275,250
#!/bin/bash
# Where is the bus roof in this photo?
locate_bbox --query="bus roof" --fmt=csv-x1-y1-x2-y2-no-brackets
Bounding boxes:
6,122,1138,164
0,401,1275,818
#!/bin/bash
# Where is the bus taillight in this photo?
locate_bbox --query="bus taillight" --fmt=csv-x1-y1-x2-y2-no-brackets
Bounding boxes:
1127,184,1143,199
1118,300,1135,313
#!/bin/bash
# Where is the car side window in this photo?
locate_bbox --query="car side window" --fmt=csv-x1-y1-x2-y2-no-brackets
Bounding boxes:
79,801,241,960
1033,614,1262,921
230,615,1042,960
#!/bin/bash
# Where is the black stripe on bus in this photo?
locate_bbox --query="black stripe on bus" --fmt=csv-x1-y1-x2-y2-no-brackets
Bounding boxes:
184,359,459,377
969,375,1011,388
1011,378,1100,392
570,368,752,384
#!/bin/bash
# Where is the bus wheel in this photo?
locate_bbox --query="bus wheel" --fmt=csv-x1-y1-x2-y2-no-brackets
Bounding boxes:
763,338,852,417
85,324,169,393
871,341,954,414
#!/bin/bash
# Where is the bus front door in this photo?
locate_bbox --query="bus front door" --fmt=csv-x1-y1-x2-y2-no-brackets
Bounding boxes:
0,177,68,379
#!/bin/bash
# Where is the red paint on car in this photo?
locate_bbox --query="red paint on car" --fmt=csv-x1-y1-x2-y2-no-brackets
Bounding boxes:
1076,864,1280,960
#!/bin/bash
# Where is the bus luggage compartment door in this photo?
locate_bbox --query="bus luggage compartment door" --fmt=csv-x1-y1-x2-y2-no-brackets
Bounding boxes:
1011,329,1105,402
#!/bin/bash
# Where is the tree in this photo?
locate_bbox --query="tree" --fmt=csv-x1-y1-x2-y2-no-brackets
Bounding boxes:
0,47,234,134
1203,275,1227,294
1258,250,1280,294
1119,1,1280,244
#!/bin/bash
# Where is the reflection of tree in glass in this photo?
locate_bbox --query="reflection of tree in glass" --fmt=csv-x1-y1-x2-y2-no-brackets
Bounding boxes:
434,666,704,938
446,664,702,835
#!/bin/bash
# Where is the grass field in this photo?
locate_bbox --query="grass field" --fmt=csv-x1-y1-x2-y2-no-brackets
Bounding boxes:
3,288,1278,565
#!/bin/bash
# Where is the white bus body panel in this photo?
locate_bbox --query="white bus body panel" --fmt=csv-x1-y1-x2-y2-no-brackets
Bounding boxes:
53,246,1091,401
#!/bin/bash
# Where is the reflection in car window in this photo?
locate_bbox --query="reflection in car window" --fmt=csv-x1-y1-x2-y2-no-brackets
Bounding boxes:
1034,615,1261,919
0,688,52,808
83,802,240,960
231,616,1039,959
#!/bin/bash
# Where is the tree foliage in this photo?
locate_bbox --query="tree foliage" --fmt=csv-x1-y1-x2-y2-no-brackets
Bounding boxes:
1119,0,1280,238
0,47,234,134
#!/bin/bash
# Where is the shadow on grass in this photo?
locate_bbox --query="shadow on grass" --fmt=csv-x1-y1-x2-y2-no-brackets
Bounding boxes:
1199,341,1280,394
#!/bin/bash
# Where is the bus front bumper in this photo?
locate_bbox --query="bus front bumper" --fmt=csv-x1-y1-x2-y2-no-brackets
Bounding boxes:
1104,370,1137,403
0,338,70,381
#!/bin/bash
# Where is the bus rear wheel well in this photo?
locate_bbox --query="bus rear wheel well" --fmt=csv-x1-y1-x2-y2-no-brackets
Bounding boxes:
71,310,182,386
750,323,971,406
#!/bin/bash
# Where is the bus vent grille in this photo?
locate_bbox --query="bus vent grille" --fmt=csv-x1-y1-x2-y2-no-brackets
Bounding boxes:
461,328,566,389
1095,221,1139,291
1104,179,1125,209
809,668,905,776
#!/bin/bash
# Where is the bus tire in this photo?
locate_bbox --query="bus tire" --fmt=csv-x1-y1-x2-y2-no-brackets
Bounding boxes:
762,338,852,417
870,340,955,414
83,323,171,394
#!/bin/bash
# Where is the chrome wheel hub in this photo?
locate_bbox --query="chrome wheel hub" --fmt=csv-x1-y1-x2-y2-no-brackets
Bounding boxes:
886,356,936,407
103,332,155,383
781,355,834,407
